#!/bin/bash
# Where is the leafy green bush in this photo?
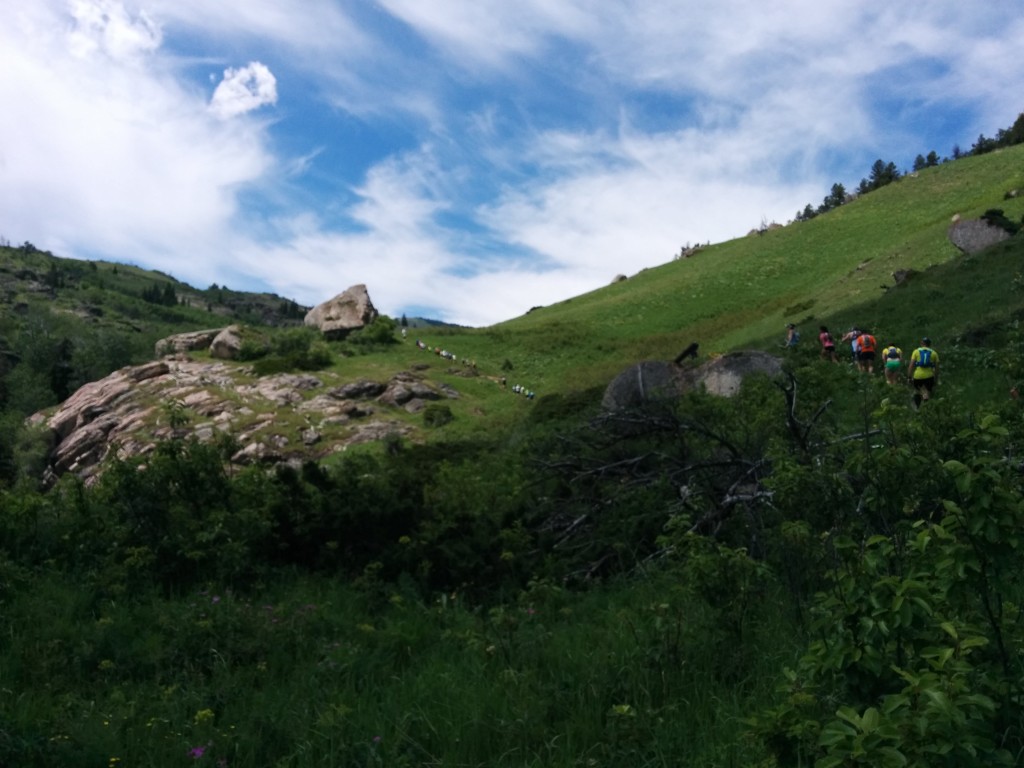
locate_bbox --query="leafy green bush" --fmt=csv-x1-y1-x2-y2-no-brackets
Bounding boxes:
248,327,333,373
347,316,398,347
422,404,453,427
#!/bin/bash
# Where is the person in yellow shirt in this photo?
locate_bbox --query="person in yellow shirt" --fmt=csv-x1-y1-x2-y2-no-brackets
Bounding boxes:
882,344,902,385
907,337,939,408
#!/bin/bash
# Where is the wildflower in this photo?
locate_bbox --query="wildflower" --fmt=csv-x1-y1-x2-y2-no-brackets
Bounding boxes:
372,735,382,744
194,708,215,725
188,745,207,759
211,596,221,604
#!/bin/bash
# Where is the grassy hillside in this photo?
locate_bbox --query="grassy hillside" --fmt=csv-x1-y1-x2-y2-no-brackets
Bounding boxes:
432,146,1024,394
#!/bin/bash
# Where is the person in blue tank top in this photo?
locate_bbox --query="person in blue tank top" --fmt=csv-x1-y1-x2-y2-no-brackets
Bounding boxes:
908,337,939,408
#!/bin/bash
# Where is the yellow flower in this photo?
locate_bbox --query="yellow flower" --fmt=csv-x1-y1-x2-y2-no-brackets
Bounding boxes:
194,708,215,725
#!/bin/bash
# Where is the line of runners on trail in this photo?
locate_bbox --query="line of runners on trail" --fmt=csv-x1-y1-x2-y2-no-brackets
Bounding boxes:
790,325,940,408
412,338,538,401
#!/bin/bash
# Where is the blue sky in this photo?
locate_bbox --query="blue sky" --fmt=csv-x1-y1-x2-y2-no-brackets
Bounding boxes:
2,1,1021,326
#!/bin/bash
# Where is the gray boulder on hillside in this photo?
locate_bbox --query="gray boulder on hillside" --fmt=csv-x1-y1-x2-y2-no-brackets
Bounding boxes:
304,284,379,339
210,325,244,359
602,350,783,411
948,218,1012,255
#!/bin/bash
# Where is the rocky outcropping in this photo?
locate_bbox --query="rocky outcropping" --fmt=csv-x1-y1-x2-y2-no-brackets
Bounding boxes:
602,351,783,411
304,284,379,339
155,328,226,356
948,218,1012,255
30,359,456,486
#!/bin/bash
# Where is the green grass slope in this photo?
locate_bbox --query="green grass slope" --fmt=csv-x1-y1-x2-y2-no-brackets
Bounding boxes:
430,146,1024,396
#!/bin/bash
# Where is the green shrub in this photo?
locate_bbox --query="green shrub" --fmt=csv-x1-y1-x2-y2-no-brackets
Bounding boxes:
423,404,454,427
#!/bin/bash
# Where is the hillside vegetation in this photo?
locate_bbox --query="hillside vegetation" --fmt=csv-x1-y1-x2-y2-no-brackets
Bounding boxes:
2,141,1024,766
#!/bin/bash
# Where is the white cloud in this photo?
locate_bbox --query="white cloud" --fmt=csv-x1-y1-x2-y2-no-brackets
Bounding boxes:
2,0,1022,328
210,62,278,119
0,1,272,269
67,0,162,61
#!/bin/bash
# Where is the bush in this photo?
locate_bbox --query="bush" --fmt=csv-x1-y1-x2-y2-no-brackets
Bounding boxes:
348,317,398,347
423,404,454,427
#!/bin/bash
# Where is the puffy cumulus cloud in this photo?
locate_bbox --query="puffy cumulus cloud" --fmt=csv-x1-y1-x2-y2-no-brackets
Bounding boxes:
210,62,278,119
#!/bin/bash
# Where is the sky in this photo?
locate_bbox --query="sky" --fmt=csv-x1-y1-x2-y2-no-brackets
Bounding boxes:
1,1,1022,327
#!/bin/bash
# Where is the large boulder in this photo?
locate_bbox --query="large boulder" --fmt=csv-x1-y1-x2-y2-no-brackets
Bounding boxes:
948,218,1012,255
602,351,783,410
684,350,783,397
210,325,244,360
304,284,379,339
155,328,226,356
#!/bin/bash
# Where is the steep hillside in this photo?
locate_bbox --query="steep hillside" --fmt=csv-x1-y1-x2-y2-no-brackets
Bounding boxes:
461,146,1024,392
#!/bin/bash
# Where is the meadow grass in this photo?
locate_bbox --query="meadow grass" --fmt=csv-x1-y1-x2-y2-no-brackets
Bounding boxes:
0,564,797,767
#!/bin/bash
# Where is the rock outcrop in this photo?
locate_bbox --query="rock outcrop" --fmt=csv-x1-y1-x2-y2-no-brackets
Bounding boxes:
601,351,783,411
304,284,379,339
155,328,226,356
30,358,457,486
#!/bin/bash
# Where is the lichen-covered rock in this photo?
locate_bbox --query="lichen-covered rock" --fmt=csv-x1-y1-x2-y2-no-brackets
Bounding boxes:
210,325,244,359
377,373,443,407
304,284,379,339
155,328,226,356
28,354,454,486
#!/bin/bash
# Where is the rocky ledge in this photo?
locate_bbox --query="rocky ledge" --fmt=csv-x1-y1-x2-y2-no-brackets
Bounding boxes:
29,357,458,486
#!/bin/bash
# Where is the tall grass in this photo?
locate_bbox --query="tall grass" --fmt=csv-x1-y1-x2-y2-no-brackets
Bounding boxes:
0,566,796,766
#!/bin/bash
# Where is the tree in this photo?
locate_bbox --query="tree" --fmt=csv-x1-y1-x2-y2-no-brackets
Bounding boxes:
1003,113,1024,147
912,154,927,172
819,183,847,213
49,337,75,402
971,133,998,155
796,204,817,222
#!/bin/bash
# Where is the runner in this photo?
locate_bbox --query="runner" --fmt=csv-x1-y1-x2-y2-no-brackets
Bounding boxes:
819,326,838,362
856,330,877,374
882,343,903,385
907,337,939,408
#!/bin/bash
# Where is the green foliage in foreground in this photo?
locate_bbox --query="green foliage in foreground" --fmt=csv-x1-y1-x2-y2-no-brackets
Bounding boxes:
5,361,1024,765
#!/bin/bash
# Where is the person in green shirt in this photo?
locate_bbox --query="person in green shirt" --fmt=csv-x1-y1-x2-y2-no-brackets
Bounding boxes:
908,337,939,408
